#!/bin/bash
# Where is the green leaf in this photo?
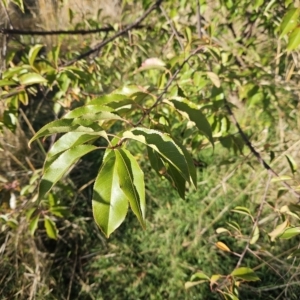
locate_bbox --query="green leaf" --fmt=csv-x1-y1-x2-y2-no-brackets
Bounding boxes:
115,149,146,228
250,225,260,245
286,154,297,174
11,0,24,12
28,44,44,67
45,131,109,170
137,57,166,72
280,227,300,239
28,119,103,146
44,217,58,239
177,143,197,188
147,146,166,174
49,206,69,218
269,220,288,241
287,27,300,51
191,271,210,281
88,94,129,106
280,8,300,37
0,79,17,87
29,214,39,236
19,73,47,85
92,154,128,237
165,162,186,199
63,105,114,118
207,71,221,88
39,145,98,200
47,132,102,159
231,206,253,218
231,267,260,281
169,98,214,146
123,127,190,182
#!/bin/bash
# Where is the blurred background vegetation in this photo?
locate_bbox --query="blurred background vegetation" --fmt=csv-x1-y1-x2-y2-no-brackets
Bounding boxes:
1,0,300,299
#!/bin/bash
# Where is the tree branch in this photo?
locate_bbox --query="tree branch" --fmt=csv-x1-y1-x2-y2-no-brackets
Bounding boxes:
0,25,148,36
62,0,163,67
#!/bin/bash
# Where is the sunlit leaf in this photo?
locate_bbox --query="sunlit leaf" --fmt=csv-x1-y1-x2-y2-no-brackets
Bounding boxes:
63,105,114,118
39,145,98,200
231,206,253,219
280,227,300,239
92,153,128,237
280,8,300,37
191,271,210,281
44,217,58,239
216,241,231,252
287,27,300,51
19,73,47,85
231,267,260,281
268,220,288,241
28,119,103,146
207,71,221,87
28,44,44,67
250,225,260,245
216,227,231,234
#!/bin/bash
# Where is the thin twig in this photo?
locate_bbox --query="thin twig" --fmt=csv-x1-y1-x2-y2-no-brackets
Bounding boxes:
235,174,271,269
224,99,300,201
62,0,163,67
160,6,184,50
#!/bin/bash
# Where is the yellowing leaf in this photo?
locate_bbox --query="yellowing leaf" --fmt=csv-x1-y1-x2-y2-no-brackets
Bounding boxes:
207,71,221,88
268,220,288,241
250,225,260,245
216,241,231,252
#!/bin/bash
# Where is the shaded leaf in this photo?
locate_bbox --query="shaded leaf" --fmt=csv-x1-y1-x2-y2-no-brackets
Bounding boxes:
115,149,146,228
169,98,213,146
286,154,297,174
123,128,190,182
29,214,39,236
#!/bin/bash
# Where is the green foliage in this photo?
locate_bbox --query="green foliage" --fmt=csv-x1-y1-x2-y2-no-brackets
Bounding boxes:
2,0,300,299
